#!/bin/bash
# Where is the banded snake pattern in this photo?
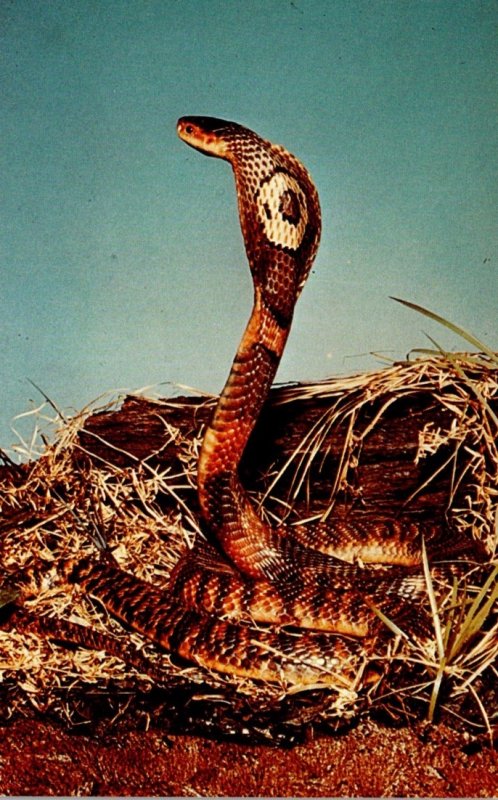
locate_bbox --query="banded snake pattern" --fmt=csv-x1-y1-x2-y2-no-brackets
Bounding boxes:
69,117,459,687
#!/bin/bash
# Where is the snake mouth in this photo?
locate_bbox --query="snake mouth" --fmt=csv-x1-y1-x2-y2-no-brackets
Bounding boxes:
177,116,232,160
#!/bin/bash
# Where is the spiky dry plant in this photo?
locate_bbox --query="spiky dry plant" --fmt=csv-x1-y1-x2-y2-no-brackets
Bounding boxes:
0,309,496,738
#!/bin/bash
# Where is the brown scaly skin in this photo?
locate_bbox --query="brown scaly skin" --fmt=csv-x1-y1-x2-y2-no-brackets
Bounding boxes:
177,117,446,581
167,540,430,637
68,117,454,685
177,116,323,581
67,554,364,687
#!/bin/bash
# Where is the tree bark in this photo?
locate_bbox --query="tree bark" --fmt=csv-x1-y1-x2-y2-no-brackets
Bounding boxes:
79,385,472,528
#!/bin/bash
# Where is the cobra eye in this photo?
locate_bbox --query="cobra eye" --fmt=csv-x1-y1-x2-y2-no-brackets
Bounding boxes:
185,124,194,135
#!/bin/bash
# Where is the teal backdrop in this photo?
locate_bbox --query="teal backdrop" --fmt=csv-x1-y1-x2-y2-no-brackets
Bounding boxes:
2,0,497,452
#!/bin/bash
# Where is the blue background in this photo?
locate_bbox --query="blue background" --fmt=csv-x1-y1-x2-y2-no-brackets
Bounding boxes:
2,0,497,452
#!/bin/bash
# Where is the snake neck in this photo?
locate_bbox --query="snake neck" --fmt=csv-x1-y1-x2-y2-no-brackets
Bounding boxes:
197,289,291,579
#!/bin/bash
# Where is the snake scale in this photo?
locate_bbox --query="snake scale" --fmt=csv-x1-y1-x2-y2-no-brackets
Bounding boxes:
69,117,454,686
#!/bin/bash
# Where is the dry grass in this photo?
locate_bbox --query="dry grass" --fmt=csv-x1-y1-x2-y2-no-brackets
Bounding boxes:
0,348,496,737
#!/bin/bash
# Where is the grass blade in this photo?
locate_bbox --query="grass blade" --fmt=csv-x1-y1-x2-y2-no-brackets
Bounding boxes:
391,297,498,365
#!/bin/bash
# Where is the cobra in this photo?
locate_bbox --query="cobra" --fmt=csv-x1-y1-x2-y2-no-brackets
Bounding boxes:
69,117,448,685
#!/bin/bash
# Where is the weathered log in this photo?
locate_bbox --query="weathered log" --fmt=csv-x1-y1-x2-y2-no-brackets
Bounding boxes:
78,385,469,528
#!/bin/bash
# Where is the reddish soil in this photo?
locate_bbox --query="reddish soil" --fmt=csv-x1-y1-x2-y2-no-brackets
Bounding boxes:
1,714,496,797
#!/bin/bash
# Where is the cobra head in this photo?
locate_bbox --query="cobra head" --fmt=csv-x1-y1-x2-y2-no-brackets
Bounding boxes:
177,116,240,160
177,116,321,323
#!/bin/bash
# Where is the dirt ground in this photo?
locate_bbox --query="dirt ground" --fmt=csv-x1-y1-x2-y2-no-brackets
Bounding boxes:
1,713,496,797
